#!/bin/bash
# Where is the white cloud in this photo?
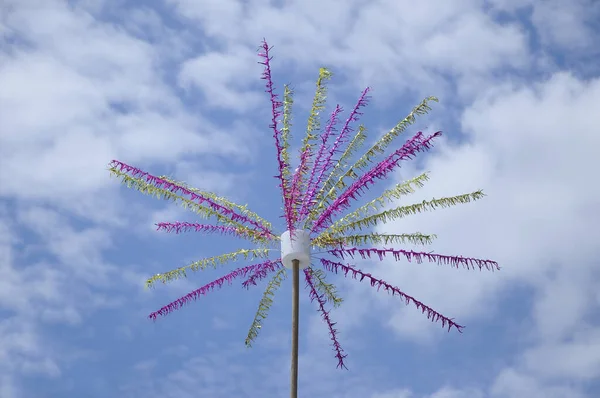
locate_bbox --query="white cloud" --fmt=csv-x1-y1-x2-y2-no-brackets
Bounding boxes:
371,389,413,398
491,368,586,398
0,202,147,394
178,46,264,111
1,0,599,397
340,69,600,398
491,0,600,54
429,388,484,398
359,71,600,337
0,0,250,206
167,0,530,99
521,329,600,381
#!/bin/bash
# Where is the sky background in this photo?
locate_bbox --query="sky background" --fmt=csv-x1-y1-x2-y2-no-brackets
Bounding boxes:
1,0,600,397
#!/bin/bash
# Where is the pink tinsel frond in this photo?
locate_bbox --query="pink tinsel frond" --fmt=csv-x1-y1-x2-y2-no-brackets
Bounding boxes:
320,258,464,332
110,160,274,238
300,88,371,220
156,222,270,241
289,147,312,225
149,260,275,320
304,268,348,369
258,40,294,230
311,131,441,233
242,259,283,288
297,105,343,220
329,247,500,271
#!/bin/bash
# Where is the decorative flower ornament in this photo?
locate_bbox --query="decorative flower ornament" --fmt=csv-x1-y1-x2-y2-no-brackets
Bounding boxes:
109,40,498,379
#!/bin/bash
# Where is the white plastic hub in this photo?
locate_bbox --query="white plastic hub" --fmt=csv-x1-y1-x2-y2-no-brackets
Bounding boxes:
280,230,311,269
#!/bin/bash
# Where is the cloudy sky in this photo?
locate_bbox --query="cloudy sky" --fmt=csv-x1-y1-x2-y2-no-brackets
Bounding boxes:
1,0,599,397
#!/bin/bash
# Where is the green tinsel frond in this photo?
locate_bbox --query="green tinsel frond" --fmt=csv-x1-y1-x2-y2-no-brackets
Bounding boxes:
245,268,288,347
326,191,485,236
109,168,270,244
281,85,294,179
304,125,368,228
314,232,437,248
321,172,430,235
309,268,343,308
146,248,271,288
159,175,273,234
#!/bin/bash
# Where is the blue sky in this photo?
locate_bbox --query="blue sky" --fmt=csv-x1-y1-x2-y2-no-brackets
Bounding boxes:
1,0,600,397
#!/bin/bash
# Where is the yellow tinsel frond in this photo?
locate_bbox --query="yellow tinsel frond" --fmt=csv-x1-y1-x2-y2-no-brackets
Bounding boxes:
304,125,368,228
321,172,431,235
351,96,438,172
314,233,437,248
309,268,343,308
302,67,332,151
281,85,294,179
146,248,271,288
314,97,438,213
109,168,270,244
245,267,288,347
159,175,273,234
325,191,485,236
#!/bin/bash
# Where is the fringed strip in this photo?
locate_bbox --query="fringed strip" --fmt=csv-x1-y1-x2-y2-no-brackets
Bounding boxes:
146,248,271,287
349,96,439,176
289,68,333,225
258,40,294,230
328,191,485,237
245,268,288,347
159,175,273,232
313,97,438,217
300,88,371,222
311,131,441,233
314,233,437,248
322,172,430,237
110,160,274,238
242,259,283,288
304,125,367,228
328,247,500,271
308,267,344,307
304,268,348,369
149,260,275,320
156,222,270,243
281,85,294,180
297,105,343,220
320,258,464,332
109,168,270,243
